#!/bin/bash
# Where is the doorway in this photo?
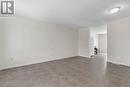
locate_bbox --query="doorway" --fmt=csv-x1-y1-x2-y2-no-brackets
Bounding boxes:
89,25,107,58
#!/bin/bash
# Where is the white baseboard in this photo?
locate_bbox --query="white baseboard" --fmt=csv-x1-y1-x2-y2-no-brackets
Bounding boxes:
107,60,130,67
0,56,78,70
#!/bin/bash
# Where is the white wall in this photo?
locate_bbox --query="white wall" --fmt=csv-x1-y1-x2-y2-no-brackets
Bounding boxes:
98,34,107,53
78,28,90,57
90,25,107,47
108,17,130,66
0,16,78,70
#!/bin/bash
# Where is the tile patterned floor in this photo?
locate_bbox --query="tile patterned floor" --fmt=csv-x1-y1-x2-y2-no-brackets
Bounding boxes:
0,56,130,87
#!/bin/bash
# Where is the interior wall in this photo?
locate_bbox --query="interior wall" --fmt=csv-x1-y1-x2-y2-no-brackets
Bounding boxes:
90,25,107,48
98,34,107,53
78,28,90,57
108,17,130,66
0,16,78,70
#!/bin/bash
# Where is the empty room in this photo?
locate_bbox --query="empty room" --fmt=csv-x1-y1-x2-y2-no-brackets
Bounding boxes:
0,0,130,87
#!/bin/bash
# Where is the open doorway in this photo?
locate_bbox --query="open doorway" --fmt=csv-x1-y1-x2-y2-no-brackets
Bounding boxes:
89,25,107,58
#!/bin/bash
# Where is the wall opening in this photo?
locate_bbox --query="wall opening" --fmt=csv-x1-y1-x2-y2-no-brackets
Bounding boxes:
89,24,107,58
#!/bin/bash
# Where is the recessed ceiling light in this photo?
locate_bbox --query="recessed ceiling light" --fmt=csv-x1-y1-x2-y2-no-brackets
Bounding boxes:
108,7,121,14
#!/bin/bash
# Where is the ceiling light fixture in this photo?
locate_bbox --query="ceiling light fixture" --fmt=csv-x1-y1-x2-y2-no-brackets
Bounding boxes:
108,7,121,14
